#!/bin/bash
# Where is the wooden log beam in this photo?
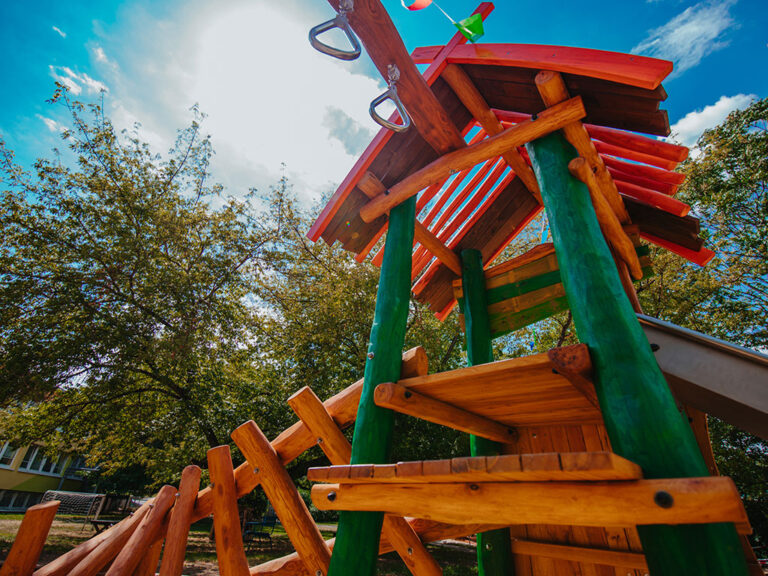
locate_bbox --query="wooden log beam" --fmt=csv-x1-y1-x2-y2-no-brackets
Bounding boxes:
374,382,516,444
288,386,441,576
105,485,176,576
159,465,202,576
59,502,152,576
0,501,59,576
510,538,648,570
414,222,462,276
324,0,465,155
132,539,163,576
441,63,542,203
359,97,586,223
312,477,748,527
568,157,643,279
535,70,630,223
232,422,331,576
208,447,250,576
526,131,748,574
359,171,461,275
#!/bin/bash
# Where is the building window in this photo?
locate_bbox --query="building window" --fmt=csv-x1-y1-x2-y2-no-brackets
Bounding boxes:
0,443,18,467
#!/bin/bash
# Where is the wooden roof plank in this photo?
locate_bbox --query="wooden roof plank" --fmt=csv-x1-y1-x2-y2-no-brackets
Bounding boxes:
443,44,673,90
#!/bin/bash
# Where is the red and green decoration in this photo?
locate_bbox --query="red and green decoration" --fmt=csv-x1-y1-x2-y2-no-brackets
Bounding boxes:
402,0,485,42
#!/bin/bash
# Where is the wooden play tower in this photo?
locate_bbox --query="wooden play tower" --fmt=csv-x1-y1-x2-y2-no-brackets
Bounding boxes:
3,2,765,576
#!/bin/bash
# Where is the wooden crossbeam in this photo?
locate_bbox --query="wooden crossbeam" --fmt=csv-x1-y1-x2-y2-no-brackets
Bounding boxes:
535,70,630,223
312,477,749,527
325,0,465,155
359,97,586,223
308,452,642,484
569,157,643,279
288,387,442,576
374,382,517,444
359,171,462,275
0,501,59,576
159,465,201,576
232,421,332,576
60,501,151,576
105,485,176,576
510,538,649,570
441,63,542,203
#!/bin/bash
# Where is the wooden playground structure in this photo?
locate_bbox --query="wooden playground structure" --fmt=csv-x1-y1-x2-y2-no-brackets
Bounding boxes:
3,2,767,575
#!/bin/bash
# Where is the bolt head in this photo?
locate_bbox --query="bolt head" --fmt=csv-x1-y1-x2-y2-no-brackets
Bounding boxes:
327,491,337,501
653,490,674,509
367,352,375,359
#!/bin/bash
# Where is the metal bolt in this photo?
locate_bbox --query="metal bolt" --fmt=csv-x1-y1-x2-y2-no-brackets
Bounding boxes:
317,437,324,444
316,571,323,576
470,484,479,491
253,467,259,474
367,352,375,359
327,491,337,502
650,343,660,352
654,490,674,509
407,547,413,555
485,542,493,551
404,390,412,399
531,113,538,121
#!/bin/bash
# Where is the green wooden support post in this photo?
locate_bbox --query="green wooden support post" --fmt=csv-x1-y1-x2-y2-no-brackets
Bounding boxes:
460,249,513,576
526,132,747,575
327,196,416,576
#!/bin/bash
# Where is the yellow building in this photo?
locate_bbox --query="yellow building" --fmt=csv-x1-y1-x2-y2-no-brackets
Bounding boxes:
0,442,87,512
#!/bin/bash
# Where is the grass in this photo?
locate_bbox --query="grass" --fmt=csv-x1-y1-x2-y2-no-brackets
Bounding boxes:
0,514,478,575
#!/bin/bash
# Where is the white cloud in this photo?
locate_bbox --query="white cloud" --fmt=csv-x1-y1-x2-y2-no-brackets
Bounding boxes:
49,65,108,95
667,93,756,147
633,0,738,77
52,26,66,38
36,114,65,133
91,1,383,205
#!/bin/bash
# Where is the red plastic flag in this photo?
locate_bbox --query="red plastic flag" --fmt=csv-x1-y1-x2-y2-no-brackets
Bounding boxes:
401,0,433,10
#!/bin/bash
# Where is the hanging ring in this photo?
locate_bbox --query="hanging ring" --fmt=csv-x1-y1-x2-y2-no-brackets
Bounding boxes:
369,65,412,133
308,1,361,61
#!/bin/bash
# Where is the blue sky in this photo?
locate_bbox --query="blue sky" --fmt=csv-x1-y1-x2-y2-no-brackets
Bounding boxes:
1,0,765,206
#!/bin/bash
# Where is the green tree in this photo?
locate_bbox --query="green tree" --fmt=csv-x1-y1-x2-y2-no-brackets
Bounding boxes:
0,88,277,484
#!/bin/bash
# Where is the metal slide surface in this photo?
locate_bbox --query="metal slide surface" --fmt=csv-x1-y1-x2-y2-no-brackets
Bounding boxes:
639,314,768,440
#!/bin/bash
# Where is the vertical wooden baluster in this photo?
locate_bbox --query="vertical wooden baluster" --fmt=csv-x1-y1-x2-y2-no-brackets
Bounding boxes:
0,501,60,576
207,446,250,576
159,465,202,576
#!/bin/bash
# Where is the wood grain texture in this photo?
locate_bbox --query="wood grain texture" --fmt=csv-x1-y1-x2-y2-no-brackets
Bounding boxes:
207,447,250,576
308,451,641,484
312,477,748,527
359,97,585,223
55,502,151,576
0,501,59,576
510,539,648,570
131,538,163,576
105,485,176,576
374,382,517,444
232,422,330,575
159,465,202,576
324,0,465,155
568,156,642,278
441,63,541,202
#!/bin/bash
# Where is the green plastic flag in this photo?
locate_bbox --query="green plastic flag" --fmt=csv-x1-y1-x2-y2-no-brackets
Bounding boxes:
454,13,484,43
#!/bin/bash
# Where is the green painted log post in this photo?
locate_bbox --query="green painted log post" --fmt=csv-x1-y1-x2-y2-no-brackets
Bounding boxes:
526,132,747,575
327,196,416,576
460,249,513,576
